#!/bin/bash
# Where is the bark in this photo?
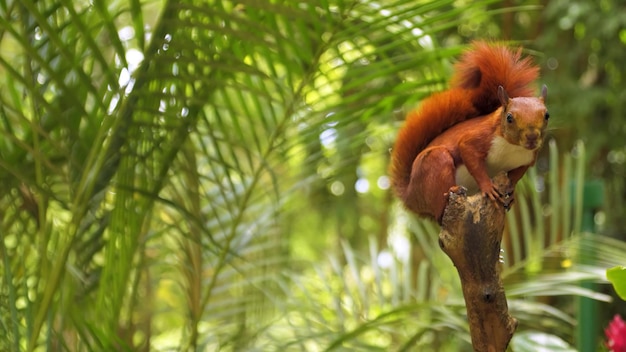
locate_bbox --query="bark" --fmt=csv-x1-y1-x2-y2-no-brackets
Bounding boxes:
438,172,517,352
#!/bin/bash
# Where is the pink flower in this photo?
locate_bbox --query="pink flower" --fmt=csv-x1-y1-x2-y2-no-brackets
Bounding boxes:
606,314,626,352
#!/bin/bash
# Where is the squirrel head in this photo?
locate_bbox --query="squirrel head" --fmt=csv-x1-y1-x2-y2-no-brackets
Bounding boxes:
498,85,549,151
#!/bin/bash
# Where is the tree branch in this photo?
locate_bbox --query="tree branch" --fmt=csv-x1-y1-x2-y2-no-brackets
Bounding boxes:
438,172,517,352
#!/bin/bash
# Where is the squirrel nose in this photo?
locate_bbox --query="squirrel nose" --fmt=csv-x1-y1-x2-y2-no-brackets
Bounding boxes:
524,131,541,149
525,131,539,143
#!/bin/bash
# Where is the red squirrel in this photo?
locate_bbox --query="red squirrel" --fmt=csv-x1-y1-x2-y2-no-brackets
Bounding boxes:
390,41,549,223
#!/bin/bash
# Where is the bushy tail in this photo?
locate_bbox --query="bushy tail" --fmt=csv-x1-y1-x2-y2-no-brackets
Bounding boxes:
452,41,539,114
390,41,539,197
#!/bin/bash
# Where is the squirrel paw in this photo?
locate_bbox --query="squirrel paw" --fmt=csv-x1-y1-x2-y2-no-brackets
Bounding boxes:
502,191,515,210
487,190,515,211
445,185,467,198
482,185,501,202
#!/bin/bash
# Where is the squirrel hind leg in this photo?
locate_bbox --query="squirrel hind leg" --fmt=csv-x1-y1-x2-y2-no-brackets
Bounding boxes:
404,147,457,223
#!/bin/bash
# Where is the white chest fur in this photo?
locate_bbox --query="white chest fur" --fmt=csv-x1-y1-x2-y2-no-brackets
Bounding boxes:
455,136,534,192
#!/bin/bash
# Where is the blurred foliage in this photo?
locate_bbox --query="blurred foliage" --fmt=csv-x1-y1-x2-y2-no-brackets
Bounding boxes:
0,0,625,351
537,0,626,236
607,266,626,301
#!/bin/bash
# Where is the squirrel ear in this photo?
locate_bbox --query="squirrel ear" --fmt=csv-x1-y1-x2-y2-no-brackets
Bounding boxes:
540,84,548,101
497,85,509,108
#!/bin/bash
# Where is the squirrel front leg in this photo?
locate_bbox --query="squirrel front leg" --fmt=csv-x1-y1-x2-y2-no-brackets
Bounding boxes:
458,139,501,201
499,164,531,209
507,165,530,186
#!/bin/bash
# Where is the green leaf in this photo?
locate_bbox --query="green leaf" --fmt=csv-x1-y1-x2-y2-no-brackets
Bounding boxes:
607,266,626,300
2,0,626,350
511,331,577,352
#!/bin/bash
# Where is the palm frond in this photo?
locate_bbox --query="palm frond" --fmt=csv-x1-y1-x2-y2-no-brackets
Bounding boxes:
0,0,620,351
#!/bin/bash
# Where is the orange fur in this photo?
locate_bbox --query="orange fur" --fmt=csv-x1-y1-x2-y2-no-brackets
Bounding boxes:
390,41,546,223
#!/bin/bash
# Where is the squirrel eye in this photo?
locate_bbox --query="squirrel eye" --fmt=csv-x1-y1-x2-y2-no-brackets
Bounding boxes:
544,111,550,121
506,112,513,123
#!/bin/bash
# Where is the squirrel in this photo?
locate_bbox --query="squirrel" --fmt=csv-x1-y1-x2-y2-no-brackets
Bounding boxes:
390,41,549,224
